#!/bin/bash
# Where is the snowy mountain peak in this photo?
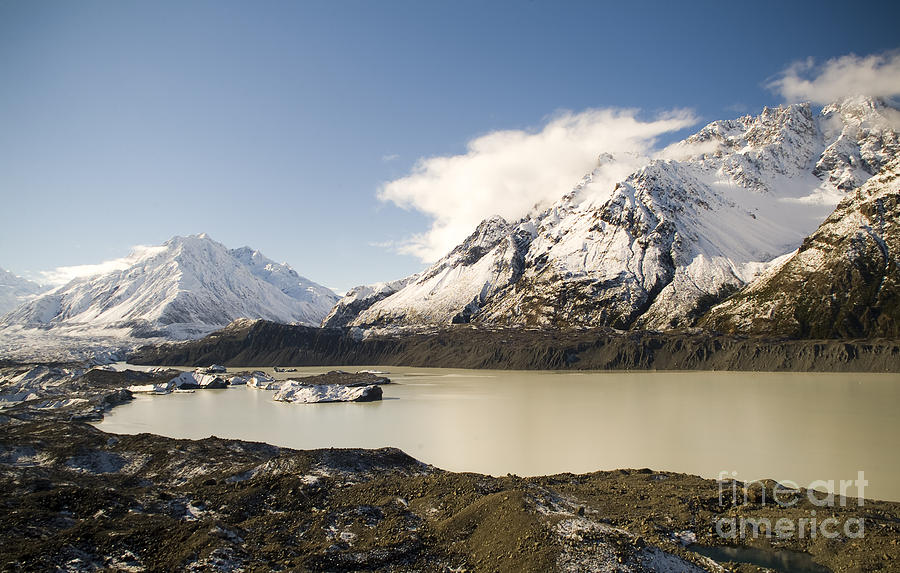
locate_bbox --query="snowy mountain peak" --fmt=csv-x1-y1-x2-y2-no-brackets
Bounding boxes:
164,233,209,249
1,234,338,340
815,95,899,191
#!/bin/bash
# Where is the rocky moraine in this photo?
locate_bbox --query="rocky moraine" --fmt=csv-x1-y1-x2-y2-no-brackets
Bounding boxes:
2,363,899,572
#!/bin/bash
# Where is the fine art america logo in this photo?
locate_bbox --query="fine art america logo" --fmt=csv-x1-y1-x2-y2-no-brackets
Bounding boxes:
714,471,867,540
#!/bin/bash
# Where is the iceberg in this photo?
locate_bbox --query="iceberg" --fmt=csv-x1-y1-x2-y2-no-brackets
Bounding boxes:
127,381,175,394
273,380,383,403
170,371,228,389
247,372,279,390
199,364,227,374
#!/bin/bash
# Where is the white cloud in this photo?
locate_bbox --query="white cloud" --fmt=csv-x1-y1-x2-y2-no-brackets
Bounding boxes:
38,245,167,286
881,107,900,130
378,108,697,262
382,153,400,162
768,51,900,104
655,139,723,162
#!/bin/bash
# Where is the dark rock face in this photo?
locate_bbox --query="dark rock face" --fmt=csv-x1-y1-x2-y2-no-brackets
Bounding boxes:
131,322,383,368
130,320,900,372
703,160,900,338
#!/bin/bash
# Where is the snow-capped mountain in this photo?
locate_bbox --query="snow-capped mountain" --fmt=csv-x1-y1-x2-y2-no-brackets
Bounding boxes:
1,234,339,339
321,274,419,328
0,267,44,315
702,156,900,338
334,96,898,330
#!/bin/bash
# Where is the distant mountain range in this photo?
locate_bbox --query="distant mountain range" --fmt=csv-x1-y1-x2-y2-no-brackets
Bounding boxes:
2,97,898,350
0,234,338,340
326,96,900,336
0,268,44,315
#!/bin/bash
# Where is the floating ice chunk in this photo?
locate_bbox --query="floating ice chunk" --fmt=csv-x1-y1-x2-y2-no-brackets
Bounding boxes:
170,371,227,389
273,380,383,403
127,381,175,394
247,372,279,390
198,364,227,374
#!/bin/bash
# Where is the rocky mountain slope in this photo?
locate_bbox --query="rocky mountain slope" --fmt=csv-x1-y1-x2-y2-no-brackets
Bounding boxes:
1,234,338,340
0,267,44,315
331,97,899,331
702,156,900,338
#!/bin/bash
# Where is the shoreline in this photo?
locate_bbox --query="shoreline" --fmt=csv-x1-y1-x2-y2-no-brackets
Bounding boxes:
1,363,899,571
130,321,900,373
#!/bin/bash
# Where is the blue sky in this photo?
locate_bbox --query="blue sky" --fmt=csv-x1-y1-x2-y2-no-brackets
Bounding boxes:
1,0,899,293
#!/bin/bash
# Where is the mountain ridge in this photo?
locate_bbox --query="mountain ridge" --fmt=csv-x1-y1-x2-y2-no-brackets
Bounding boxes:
1,234,338,340
329,97,899,332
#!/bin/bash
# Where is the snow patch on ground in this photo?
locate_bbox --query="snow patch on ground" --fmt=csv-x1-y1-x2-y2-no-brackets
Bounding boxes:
555,518,710,573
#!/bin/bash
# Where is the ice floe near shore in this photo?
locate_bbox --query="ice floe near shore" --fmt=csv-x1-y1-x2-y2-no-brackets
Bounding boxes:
245,372,279,389
1,362,391,408
128,368,231,394
126,381,176,394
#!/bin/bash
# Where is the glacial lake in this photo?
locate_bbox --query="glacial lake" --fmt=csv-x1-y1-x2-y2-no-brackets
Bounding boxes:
96,366,900,502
